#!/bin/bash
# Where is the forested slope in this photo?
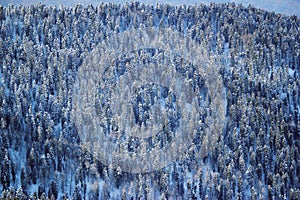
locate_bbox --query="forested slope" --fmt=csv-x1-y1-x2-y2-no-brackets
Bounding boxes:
0,2,299,199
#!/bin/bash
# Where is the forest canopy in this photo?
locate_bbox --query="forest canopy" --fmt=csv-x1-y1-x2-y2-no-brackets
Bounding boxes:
0,2,299,199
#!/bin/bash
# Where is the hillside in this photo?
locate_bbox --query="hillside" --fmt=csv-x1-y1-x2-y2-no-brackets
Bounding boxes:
0,2,299,199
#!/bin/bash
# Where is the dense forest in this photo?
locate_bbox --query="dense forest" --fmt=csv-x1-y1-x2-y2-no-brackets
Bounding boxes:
0,2,299,199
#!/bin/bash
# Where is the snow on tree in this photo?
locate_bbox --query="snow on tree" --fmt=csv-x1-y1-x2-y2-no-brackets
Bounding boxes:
0,2,299,200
